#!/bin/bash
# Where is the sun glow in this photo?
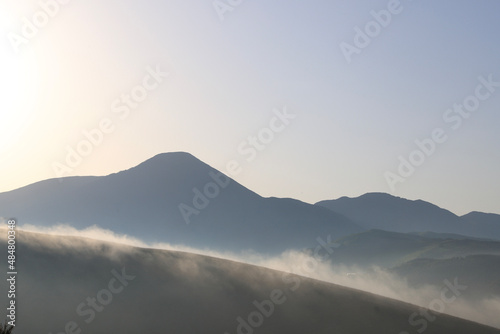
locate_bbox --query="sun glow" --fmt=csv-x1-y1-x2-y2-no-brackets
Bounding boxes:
0,44,38,156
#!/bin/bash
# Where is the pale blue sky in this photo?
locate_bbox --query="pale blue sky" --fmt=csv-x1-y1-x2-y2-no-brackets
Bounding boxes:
1,0,499,215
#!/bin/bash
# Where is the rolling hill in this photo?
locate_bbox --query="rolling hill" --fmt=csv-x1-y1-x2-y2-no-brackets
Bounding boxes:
327,229,500,268
392,254,500,300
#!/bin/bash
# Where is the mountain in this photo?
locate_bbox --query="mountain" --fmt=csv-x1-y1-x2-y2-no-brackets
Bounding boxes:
461,211,500,237
316,193,500,240
326,229,500,268
0,152,363,254
1,229,499,334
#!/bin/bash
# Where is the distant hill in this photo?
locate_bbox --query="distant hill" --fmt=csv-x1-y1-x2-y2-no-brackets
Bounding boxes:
316,193,500,240
392,254,500,300
327,229,500,268
407,231,495,241
1,229,499,334
324,229,500,302
0,152,362,254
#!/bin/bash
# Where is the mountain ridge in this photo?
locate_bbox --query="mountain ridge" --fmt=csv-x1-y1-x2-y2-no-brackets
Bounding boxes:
316,192,500,239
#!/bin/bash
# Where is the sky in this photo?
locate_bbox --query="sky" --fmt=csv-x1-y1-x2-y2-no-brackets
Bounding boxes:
0,0,499,216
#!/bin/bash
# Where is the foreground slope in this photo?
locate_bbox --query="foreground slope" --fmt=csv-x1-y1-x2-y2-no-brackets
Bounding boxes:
0,152,362,254
1,229,499,334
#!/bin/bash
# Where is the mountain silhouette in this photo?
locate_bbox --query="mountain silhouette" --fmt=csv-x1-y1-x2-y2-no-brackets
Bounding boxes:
0,152,362,254
316,193,500,239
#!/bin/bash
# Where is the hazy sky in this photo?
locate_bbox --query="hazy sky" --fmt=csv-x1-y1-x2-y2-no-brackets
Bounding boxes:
1,0,499,215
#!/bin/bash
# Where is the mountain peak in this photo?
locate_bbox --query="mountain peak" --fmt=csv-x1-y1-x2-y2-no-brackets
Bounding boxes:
332,192,402,202
135,151,202,167
462,211,500,218
114,151,211,178
358,192,402,200
148,151,198,161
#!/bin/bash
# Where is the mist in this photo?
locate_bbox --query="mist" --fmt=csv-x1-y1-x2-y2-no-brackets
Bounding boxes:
3,222,499,329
